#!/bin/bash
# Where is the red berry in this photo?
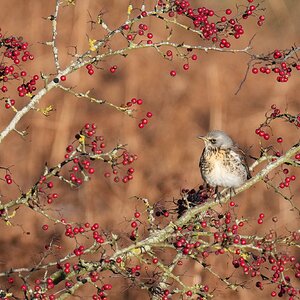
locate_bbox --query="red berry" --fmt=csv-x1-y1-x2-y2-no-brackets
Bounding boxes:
277,137,283,143
166,50,173,57
1,86,8,92
170,70,176,76
131,221,138,228
110,66,117,73
47,182,54,188
42,224,49,231
183,63,189,70
88,168,95,174
255,128,261,134
60,75,66,81
201,221,207,228
152,258,158,264
8,277,14,284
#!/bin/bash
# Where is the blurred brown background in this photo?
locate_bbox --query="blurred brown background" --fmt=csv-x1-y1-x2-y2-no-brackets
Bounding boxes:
0,0,299,299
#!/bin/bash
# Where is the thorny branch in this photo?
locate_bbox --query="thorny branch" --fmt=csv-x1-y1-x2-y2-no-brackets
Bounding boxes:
0,127,298,299
1,1,298,144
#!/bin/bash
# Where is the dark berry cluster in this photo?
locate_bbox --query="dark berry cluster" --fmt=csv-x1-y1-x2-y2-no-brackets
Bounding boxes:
176,186,211,217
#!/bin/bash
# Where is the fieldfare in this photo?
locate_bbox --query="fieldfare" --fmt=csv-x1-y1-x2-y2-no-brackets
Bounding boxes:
198,130,251,194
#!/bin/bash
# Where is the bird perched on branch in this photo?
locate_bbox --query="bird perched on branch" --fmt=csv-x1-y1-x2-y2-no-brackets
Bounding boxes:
198,130,251,195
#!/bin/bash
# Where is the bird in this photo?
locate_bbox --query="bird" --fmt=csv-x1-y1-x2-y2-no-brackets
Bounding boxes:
198,130,251,195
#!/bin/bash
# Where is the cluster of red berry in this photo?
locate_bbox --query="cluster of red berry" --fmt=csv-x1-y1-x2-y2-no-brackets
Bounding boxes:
122,21,154,45
279,168,296,189
171,0,264,42
86,63,95,75
4,173,13,185
125,97,153,129
252,50,300,83
254,104,299,191
158,0,264,77
177,190,299,298
169,51,198,76
104,150,137,183
0,30,39,109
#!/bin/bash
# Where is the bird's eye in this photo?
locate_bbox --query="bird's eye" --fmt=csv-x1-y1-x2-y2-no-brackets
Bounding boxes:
210,139,216,144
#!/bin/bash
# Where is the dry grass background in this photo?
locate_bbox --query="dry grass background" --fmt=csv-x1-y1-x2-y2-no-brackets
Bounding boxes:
0,1,299,299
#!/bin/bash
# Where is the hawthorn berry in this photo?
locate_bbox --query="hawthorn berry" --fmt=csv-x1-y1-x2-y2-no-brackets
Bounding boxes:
131,221,138,228
170,70,176,76
183,63,189,70
152,257,158,264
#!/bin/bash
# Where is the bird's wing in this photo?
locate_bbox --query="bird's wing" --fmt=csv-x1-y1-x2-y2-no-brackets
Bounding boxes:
234,146,252,179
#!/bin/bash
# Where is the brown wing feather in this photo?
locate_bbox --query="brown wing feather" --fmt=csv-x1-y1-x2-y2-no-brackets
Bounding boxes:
233,145,251,179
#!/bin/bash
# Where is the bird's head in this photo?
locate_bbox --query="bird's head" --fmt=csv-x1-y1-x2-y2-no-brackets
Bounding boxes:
197,130,234,150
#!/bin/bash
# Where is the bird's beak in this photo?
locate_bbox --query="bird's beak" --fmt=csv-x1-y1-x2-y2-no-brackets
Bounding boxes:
197,135,207,141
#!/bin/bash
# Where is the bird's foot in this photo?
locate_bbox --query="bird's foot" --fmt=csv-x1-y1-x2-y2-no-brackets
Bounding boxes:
229,187,236,198
213,186,221,202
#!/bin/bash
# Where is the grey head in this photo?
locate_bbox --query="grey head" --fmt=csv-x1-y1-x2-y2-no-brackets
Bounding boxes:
198,130,234,150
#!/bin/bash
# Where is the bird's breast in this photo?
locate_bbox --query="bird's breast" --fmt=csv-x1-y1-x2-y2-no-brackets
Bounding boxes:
200,149,247,188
